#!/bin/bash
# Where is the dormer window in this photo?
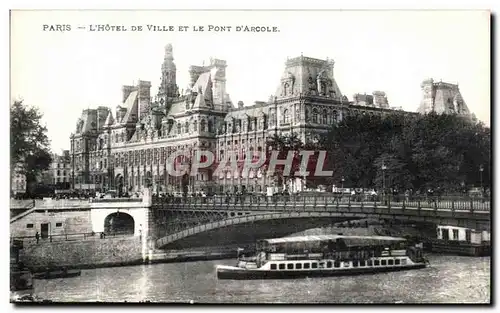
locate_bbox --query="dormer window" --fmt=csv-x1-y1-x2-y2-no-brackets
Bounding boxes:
200,119,206,132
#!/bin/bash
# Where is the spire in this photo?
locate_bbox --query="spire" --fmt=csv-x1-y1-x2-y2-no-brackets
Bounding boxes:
165,43,173,60
158,43,178,99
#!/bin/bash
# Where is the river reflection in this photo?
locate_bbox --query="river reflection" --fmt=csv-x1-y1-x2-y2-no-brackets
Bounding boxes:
34,255,490,303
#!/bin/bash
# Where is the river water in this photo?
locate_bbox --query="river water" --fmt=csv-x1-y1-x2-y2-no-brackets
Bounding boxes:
33,255,490,303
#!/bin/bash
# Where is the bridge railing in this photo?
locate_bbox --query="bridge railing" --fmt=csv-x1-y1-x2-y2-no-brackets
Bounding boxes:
152,194,490,212
10,231,135,245
90,198,143,203
33,199,92,208
10,199,35,209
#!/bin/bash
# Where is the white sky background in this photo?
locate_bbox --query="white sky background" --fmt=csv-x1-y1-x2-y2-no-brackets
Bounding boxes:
10,10,490,153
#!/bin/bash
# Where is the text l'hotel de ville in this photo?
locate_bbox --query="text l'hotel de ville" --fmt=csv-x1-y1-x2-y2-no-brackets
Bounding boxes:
42,24,280,33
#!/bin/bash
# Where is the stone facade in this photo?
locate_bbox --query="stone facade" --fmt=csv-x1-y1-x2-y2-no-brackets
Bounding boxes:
40,150,71,186
69,44,411,195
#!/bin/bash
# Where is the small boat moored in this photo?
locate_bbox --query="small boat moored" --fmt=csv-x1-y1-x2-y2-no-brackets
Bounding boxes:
33,268,82,280
217,235,429,280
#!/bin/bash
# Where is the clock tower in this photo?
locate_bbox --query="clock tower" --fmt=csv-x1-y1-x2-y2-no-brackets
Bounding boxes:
157,43,179,108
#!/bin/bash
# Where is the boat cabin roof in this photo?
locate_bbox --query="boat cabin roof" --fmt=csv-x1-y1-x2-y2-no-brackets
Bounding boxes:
260,235,407,245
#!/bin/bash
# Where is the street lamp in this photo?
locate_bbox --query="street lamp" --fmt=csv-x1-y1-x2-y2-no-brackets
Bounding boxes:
341,176,345,189
479,164,484,193
381,162,387,199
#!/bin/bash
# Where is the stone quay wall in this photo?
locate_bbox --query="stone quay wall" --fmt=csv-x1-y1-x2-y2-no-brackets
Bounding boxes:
20,237,145,271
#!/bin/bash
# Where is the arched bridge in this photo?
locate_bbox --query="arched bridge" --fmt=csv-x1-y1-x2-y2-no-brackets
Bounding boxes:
152,195,490,248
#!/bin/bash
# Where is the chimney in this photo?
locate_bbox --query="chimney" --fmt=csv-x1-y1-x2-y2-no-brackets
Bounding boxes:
122,85,135,103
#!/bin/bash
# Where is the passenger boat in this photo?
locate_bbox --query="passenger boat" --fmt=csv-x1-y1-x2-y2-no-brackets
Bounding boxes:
32,268,81,280
216,235,429,280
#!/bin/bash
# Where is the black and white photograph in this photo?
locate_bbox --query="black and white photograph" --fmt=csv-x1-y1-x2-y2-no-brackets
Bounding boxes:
9,8,491,304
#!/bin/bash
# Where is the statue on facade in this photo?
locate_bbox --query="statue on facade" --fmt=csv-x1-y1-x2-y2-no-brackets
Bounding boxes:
317,69,329,96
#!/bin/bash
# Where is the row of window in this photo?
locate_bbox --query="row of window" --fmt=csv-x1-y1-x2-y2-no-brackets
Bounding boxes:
26,223,63,228
440,228,471,241
218,148,263,162
269,258,405,270
173,119,215,134
53,177,68,183
54,163,70,169
220,137,264,147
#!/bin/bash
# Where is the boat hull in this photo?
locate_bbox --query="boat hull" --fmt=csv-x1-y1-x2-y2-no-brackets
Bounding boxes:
33,270,81,280
217,263,427,280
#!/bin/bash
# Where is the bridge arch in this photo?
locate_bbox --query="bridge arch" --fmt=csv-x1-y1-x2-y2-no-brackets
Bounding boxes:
90,207,149,237
155,209,489,248
156,212,368,248
104,212,135,235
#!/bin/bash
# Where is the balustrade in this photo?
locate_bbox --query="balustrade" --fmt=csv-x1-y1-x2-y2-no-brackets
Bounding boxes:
152,194,490,212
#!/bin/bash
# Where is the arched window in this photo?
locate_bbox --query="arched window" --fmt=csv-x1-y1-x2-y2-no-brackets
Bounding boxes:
312,108,318,124
333,110,338,123
322,109,328,124
283,109,290,124
193,120,198,132
115,133,118,143
120,132,124,142
200,119,207,132
177,123,181,135
185,121,189,133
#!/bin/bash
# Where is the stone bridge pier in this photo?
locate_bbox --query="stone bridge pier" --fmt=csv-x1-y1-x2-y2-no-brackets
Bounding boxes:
90,188,155,262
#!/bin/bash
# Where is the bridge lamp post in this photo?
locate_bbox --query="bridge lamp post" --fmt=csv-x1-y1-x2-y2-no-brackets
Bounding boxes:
479,164,484,194
381,162,387,199
341,176,345,189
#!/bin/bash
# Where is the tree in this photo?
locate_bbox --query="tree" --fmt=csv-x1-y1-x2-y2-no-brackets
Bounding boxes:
10,100,52,195
264,132,319,190
321,111,490,193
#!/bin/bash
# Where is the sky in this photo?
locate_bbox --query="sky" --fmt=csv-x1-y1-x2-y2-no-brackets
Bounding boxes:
10,10,491,153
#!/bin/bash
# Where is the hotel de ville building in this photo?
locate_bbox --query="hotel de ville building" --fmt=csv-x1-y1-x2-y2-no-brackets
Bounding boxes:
69,44,471,195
